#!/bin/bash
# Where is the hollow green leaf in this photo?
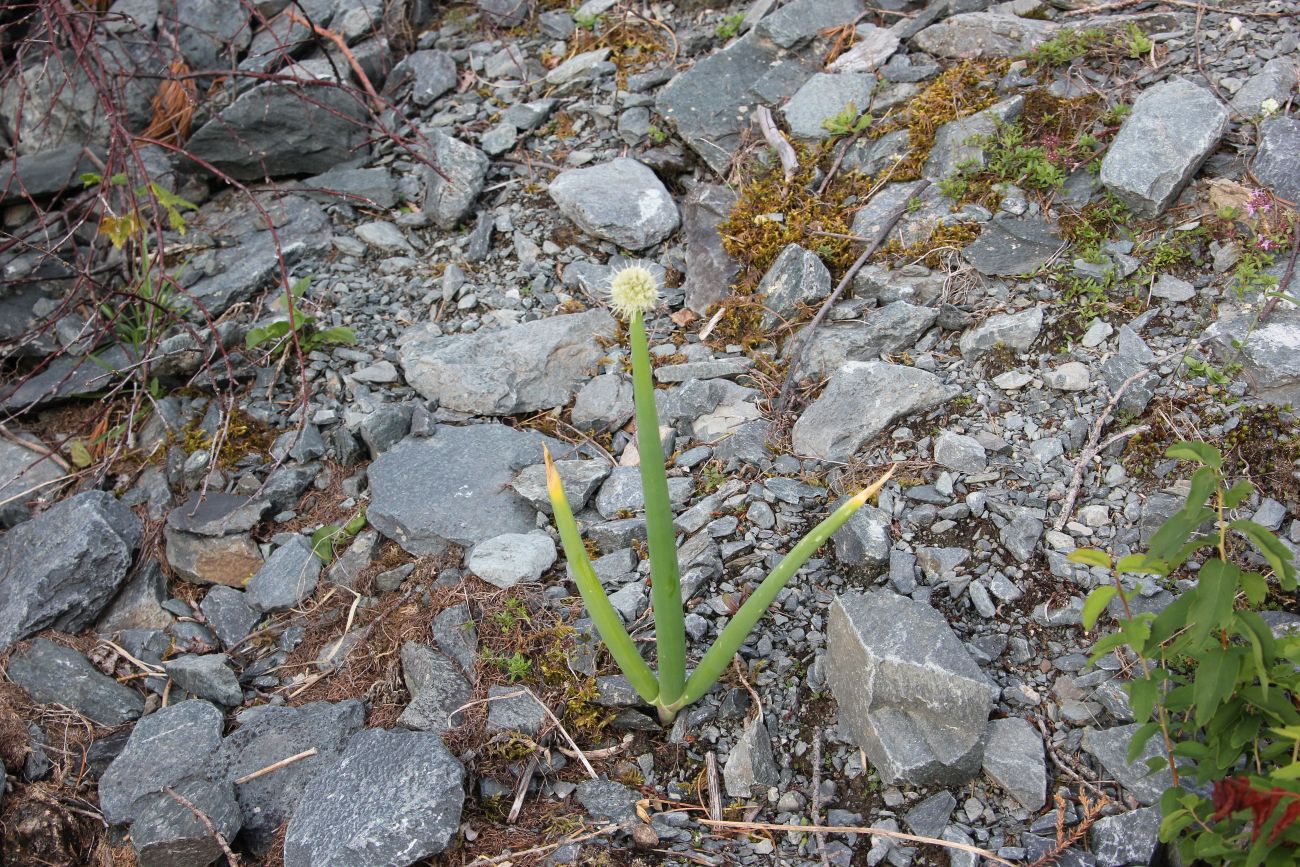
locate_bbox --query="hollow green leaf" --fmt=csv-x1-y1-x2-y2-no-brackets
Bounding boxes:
1082,585,1118,630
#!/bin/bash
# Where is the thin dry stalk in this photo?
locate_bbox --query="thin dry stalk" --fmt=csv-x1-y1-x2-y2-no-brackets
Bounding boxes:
164,786,240,865
232,747,318,784
1027,789,1111,867
757,106,798,185
464,823,620,866
705,751,722,822
811,731,830,867
701,818,1015,865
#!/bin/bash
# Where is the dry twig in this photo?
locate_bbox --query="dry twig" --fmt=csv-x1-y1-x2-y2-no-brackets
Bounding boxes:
164,786,240,865
700,818,1015,865
233,747,319,784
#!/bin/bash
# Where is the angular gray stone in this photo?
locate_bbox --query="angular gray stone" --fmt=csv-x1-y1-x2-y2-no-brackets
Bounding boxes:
399,310,615,415
781,72,874,140
167,492,268,537
1081,723,1174,806
576,779,640,825
355,220,411,253
903,790,956,838
925,96,1024,180
756,243,832,328
399,641,473,732
431,604,479,680
934,432,986,474
1252,116,1300,203
723,716,779,797
369,426,567,555
164,653,242,706
301,166,399,209
913,11,1060,59
164,528,263,588
1207,303,1300,406
792,362,959,462
982,717,1046,810
187,78,368,181
357,404,413,457
1090,806,1161,867
199,585,260,649
419,130,489,229
130,777,241,867
8,638,144,725
210,699,365,851
1100,325,1159,415
284,729,465,866
1151,273,1194,302
959,307,1043,359
97,560,173,634
99,700,225,825
1001,511,1044,564
478,0,527,26
510,459,610,515
0,144,106,206
389,49,456,107
832,501,892,570
1100,78,1229,217
963,215,1062,277
467,533,557,589
828,23,899,73
1045,361,1091,391
594,466,694,518
245,536,322,613
682,184,741,314
756,0,864,49
786,301,939,379
1229,58,1299,117
571,373,635,433
0,491,142,649
655,358,752,383
827,590,995,785
175,0,250,70
486,683,545,736
548,159,680,250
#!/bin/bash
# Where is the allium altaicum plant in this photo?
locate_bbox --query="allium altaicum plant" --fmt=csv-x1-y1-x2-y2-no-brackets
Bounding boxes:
543,265,895,723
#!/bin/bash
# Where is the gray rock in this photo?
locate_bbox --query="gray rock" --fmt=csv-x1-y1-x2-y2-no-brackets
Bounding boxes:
1151,273,1195,302
1001,511,1044,564
1100,78,1229,217
0,344,135,413
399,310,614,415
97,560,173,634
399,641,473,732
925,96,1023,180
576,779,640,825
210,700,365,851
301,166,400,209
355,220,411,253
1230,58,1299,117
904,791,956,838
357,404,413,456
0,144,106,206
478,0,528,26
656,358,752,383
272,425,327,463
164,653,242,706
959,307,1043,359
1100,326,1159,415
389,49,456,107
130,777,241,867
263,463,320,513
284,729,465,866
431,604,478,679
723,716,779,797
183,194,332,317
832,502,892,570
199,586,260,649
757,0,864,49
792,362,959,462
544,48,612,87
1081,723,1173,805
786,302,940,379
982,717,1046,810
828,23,900,72
245,536,322,613
962,215,1061,277
510,459,610,515
187,79,368,180
571,373,634,433
1252,116,1300,203
1090,806,1161,867
0,491,142,649
827,590,995,785
419,130,489,229
164,529,263,588
548,159,680,250
8,638,143,725
467,533,557,589
175,0,250,70
99,700,224,825
369,426,566,555
782,72,874,139
933,432,987,474
486,684,545,736
1045,361,1091,391
167,492,268,537
682,184,741,314
913,11,1060,58
756,243,831,328
594,466,694,518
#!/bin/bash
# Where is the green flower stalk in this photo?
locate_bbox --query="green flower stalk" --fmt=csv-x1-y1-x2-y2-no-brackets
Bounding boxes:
544,265,896,723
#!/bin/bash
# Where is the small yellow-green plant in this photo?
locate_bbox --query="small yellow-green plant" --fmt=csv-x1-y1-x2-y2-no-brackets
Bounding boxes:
714,13,744,40
245,276,357,357
822,101,871,138
544,265,894,723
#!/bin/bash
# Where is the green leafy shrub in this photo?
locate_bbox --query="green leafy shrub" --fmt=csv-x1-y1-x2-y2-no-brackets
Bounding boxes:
245,276,357,356
1072,442,1300,864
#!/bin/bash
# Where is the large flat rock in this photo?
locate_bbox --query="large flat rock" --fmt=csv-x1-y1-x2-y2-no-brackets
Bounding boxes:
547,159,680,250
7,638,144,725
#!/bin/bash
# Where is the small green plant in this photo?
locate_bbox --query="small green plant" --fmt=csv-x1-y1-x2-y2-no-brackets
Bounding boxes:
821,101,871,138
647,123,668,144
245,276,357,356
1100,102,1132,126
1073,442,1300,865
1028,28,1105,66
573,11,600,31
714,13,744,40
1121,23,1153,59
1181,355,1232,386
487,650,533,682
544,265,895,723
937,175,969,201
311,509,367,560
493,597,532,632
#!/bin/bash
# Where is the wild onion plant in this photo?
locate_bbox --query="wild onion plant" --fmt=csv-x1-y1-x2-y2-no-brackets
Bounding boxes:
543,265,895,723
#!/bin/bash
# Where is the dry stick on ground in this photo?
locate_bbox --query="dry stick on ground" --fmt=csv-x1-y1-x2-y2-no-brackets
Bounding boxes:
507,754,538,824
1053,341,1203,532
1033,716,1112,801
232,748,318,785
1063,0,1290,16
811,731,830,867
757,106,799,186
705,751,722,822
282,9,381,110
164,786,240,865
465,823,620,866
773,179,932,420
700,819,1015,865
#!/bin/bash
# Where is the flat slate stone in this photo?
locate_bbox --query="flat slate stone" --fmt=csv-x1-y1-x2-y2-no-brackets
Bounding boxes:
0,490,142,649
284,728,465,866
368,425,571,555
164,528,264,587
398,310,615,416
510,459,610,515
785,301,939,379
419,130,489,229
1100,77,1229,217
1090,806,1161,867
8,638,144,725
199,585,260,648
781,72,874,140
399,641,473,732
913,11,1060,58
1252,116,1300,203
959,306,1044,359
163,653,243,707
1206,302,1300,406
130,777,242,867
925,96,1024,180
681,184,741,314
167,492,269,537
756,243,831,328
99,700,225,825
244,536,322,613
466,533,557,589
0,435,65,525
547,158,680,250
982,717,1047,810
723,716,779,797
1081,723,1174,806
963,215,1062,276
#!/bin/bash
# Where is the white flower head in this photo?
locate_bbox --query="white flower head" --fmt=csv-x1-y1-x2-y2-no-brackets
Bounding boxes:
608,263,661,320
1260,98,1281,118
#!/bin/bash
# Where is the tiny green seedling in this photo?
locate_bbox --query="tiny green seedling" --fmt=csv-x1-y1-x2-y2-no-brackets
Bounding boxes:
822,101,871,138
544,265,895,723
246,276,357,357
